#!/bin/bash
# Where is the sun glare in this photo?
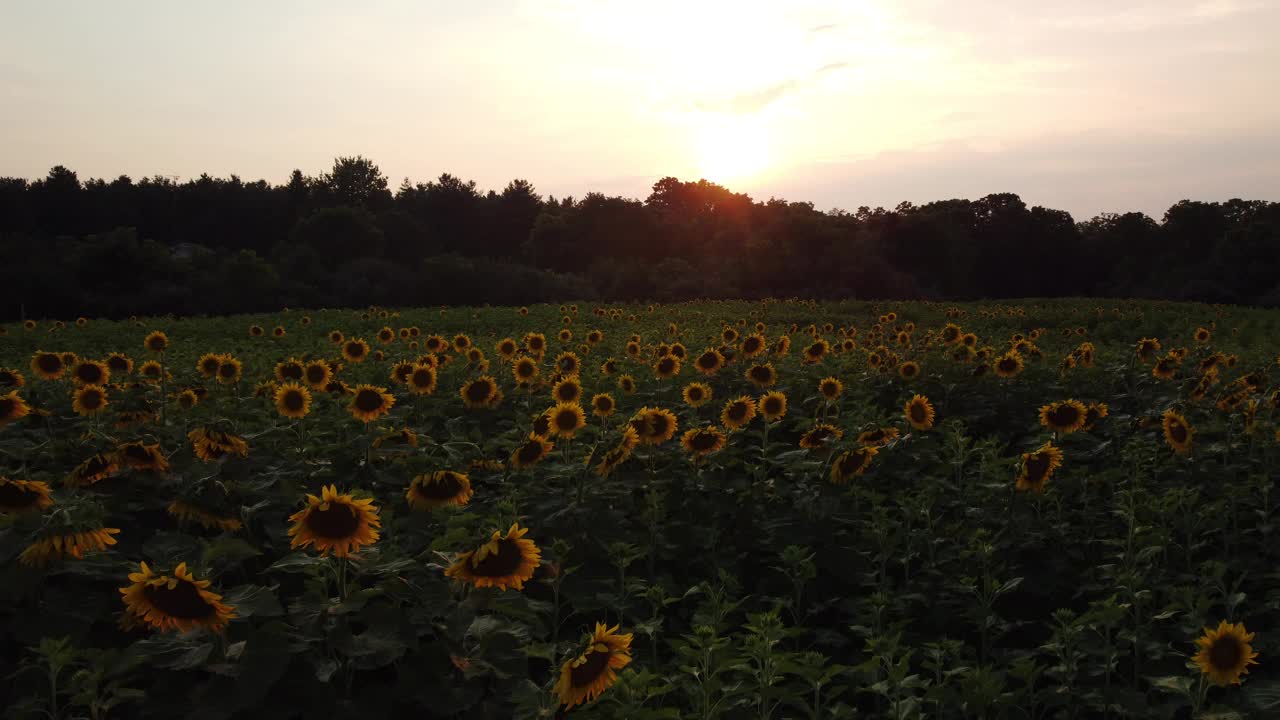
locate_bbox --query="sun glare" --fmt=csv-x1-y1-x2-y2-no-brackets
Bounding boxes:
694,116,772,186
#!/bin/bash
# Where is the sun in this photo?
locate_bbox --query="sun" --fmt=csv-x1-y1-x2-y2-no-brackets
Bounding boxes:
694,115,772,185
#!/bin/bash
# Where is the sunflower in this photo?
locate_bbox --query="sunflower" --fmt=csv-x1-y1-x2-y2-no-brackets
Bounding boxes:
720,396,757,430
511,433,554,469
1162,410,1193,455
550,402,587,438
406,471,474,511
1153,355,1179,380
0,477,54,513
139,360,165,382
857,426,900,446
71,359,110,386
495,338,519,360
167,501,243,531
681,426,727,456
460,376,501,409
1083,402,1109,431
1015,442,1063,493
249,325,265,337
328,330,345,344
830,446,878,484
116,441,169,472
287,485,381,557
799,423,843,449
802,339,830,364
591,393,616,418
941,324,962,344
66,453,119,486
961,333,978,348
197,353,223,378
0,391,32,427
144,331,169,353
71,384,109,417
551,378,583,405
600,358,619,376
593,427,639,477
377,326,395,344
818,377,843,401
740,333,767,358
554,623,633,709
30,351,66,380
773,336,792,356
20,527,119,567
297,360,331,390
216,356,242,384
1038,400,1087,434
625,341,642,358
1194,621,1258,686
448,334,470,353
759,391,787,422
745,363,778,388
274,382,312,419
272,326,286,337
653,355,681,379
120,562,235,633
188,427,250,461
342,339,371,363
904,395,936,431
1194,327,1211,344
524,332,547,356
695,348,725,375
106,353,134,375
350,384,396,422
60,351,79,367
630,407,679,445
274,358,305,383
445,522,542,591
617,375,637,394
994,351,1024,378
682,382,713,408
586,329,603,345
898,361,921,380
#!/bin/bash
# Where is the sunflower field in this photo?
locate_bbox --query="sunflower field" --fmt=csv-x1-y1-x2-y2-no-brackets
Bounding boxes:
2,300,1280,719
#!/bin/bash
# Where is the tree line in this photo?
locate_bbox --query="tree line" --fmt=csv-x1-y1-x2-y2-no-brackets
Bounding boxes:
2,156,1277,319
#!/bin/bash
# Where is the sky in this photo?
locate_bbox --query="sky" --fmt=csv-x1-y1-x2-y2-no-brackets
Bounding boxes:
2,0,1278,220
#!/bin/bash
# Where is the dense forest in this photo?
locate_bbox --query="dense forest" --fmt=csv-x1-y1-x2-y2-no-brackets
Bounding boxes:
2,156,1278,319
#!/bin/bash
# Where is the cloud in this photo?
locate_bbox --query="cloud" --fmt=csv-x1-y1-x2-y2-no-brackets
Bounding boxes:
808,23,839,33
694,62,850,114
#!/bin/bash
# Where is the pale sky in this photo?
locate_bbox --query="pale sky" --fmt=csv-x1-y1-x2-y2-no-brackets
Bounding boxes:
2,0,1278,219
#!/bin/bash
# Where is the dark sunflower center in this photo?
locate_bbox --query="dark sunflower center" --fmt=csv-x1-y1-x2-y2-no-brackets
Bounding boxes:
688,387,704,401
142,579,216,619
417,474,464,500
1208,636,1243,671
749,367,771,382
554,410,579,430
1047,406,1079,426
355,390,385,412
903,365,918,376
648,414,670,436
76,365,104,383
560,360,577,373
658,359,675,373
728,403,748,421
346,344,365,358
123,445,152,463
744,338,761,353
621,380,634,390
595,397,613,411
807,344,823,357
306,366,328,384
1024,453,1051,482
822,383,838,396
37,355,61,373
108,357,128,371
412,369,435,387
466,382,493,403
1085,408,1101,426
697,353,717,369
556,385,578,402
838,451,867,474
83,455,112,476
910,404,927,422
471,539,524,577
79,390,104,409
1170,422,1188,443
691,432,719,451
283,391,305,412
280,364,303,380
0,482,39,508
763,398,781,414
0,398,15,417
201,359,220,373
998,358,1017,372
305,502,360,538
569,648,612,687
517,441,545,464
218,364,237,378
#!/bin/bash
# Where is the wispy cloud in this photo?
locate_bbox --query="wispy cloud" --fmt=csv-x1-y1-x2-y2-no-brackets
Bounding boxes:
694,62,850,114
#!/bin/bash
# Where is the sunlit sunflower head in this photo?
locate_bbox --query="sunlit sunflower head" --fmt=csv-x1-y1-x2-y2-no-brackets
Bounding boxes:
994,351,1025,379
445,523,542,591
119,561,236,633
758,391,788,422
818,377,843,401
511,433,554,469
71,359,110,387
1015,442,1063,493
71,384,109,416
1162,409,1193,455
720,396,758,430
695,348,725,375
552,377,582,405
550,402,587,439
0,391,32,427
460,376,500,409
745,362,777,388
30,351,66,380
197,353,223,378
799,422,844,449
342,338,370,363
683,382,713,407
0,477,54,513
653,355,681,379
287,485,381,557
1038,399,1087,434
349,384,396,421
629,406,679,445
66,452,119,487
803,339,830,364
905,394,936,431
617,374,637,394
830,446,878,485
1083,402,1109,431
1194,620,1258,686
20,525,120,567
591,393,616,418
406,471,474,511
215,356,242,384
272,382,312,419
144,331,169,353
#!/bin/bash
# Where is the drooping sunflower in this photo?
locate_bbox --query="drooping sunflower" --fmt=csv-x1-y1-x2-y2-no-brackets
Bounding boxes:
460,376,501,409
71,384,109,416
196,353,223,378
617,374,637,394
287,485,381,557
511,433,554,469
629,406,679,445
0,367,27,389
1015,442,1063,493
591,393,616,418
550,402,587,439
144,331,169,353
188,427,250,461
1162,409,1193,455
71,359,110,386
683,382,713,407
552,378,583,405
0,477,54,513
994,351,1024,378
553,623,633,709
342,338,371,363
30,351,66,380
720,396,758,430
350,384,396,422
898,361,921,380
1038,399,1087,435
653,355,681,379
167,501,243,531
799,423,843,449
1194,621,1258,686
445,523,542,591
372,428,419,449
1083,402,1109,431
745,363,778,388
1152,354,1178,380
681,426,727,456
406,471,474,511
830,446,878,484
215,356,242,384
274,382,312,419
0,391,32,427
116,441,169,472
759,391,788,422
66,453,119,486
904,394,936,431
20,526,119,566
694,348,725,375
120,562,236,633
857,426,900,446
818,377,844,401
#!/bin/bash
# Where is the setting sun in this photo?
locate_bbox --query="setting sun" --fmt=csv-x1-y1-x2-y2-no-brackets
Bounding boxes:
694,115,773,184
